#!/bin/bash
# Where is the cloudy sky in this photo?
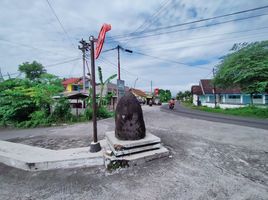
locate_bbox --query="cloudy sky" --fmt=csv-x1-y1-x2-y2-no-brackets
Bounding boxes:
1,0,268,95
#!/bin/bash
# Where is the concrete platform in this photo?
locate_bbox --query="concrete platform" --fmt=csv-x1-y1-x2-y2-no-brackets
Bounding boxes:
104,131,169,168
0,140,105,171
104,146,169,168
0,132,169,171
106,131,162,156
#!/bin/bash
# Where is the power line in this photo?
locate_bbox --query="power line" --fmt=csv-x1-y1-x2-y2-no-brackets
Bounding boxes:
123,0,171,46
2,57,81,78
0,38,75,57
134,29,268,52
45,0,76,49
108,5,268,40
130,26,268,49
135,0,171,32
98,57,151,83
132,51,211,70
109,13,268,42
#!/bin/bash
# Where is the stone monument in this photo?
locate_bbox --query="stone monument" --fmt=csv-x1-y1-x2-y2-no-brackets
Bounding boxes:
115,92,146,140
104,91,169,168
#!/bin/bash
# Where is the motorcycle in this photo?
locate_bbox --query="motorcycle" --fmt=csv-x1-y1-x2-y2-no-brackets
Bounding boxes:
168,99,175,110
169,103,174,110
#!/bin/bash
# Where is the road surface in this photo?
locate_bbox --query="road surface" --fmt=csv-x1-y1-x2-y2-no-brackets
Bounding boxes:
161,103,268,130
0,106,268,200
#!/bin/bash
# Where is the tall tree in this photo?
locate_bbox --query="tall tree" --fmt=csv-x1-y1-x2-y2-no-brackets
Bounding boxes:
19,61,46,80
214,40,268,103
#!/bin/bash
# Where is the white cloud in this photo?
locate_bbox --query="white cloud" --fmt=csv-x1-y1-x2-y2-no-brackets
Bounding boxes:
0,0,268,94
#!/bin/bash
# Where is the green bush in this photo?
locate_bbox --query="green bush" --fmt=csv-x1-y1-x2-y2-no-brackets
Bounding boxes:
192,105,268,119
84,108,93,120
97,106,113,118
51,97,72,122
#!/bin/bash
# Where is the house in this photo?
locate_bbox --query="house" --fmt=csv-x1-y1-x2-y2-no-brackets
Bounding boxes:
130,88,154,104
191,79,268,108
53,91,89,116
62,77,90,92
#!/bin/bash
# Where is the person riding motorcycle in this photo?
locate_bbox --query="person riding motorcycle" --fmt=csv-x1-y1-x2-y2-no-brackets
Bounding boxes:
169,98,175,109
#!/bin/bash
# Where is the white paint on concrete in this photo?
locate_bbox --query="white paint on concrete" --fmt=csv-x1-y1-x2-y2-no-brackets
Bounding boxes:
0,140,105,171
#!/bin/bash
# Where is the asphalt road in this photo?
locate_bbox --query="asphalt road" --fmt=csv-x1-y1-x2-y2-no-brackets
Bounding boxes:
0,106,268,199
161,103,268,130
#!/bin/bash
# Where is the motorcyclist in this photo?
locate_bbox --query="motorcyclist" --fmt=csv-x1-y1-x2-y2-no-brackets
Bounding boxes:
169,98,175,109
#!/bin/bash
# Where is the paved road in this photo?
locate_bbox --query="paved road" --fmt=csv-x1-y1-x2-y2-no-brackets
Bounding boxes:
161,103,268,130
0,106,268,200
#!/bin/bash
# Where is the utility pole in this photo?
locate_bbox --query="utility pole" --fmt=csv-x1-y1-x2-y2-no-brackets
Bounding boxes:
115,45,133,81
213,68,217,108
78,39,90,92
117,45,121,80
89,35,101,153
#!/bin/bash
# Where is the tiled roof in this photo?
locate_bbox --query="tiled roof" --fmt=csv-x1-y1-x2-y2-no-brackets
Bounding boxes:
62,78,81,86
199,79,241,94
191,85,202,95
130,88,147,97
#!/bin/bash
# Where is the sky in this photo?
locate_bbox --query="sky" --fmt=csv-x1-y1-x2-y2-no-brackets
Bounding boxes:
1,0,268,95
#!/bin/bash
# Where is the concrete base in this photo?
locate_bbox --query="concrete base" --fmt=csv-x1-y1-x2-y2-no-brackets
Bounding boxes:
0,132,169,171
104,131,169,169
106,131,161,156
0,140,105,171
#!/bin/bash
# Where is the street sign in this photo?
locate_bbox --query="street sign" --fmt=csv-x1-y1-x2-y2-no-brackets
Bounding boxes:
95,24,111,59
117,79,125,100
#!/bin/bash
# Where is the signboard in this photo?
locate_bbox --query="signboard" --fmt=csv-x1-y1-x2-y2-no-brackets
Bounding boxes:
154,88,159,96
95,23,111,59
117,79,125,100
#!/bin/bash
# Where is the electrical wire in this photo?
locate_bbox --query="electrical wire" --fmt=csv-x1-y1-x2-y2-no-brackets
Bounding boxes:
132,51,211,70
130,26,268,49
108,13,268,42
108,5,268,40
45,0,76,49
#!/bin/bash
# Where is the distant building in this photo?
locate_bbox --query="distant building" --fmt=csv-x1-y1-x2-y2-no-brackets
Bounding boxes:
62,77,90,92
191,79,268,108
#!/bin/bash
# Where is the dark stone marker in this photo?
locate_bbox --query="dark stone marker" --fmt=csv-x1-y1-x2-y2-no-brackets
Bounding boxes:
115,92,146,140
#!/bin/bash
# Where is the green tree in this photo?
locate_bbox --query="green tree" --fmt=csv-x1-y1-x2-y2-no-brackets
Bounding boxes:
158,89,172,102
19,61,46,80
97,66,117,107
0,72,64,127
214,41,268,104
176,90,191,101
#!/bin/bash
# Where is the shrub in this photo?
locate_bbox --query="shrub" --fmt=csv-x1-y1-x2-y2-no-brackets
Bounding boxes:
97,106,113,118
51,97,72,122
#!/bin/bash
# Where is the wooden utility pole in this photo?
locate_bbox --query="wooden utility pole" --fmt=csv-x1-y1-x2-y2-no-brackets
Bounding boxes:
78,39,90,92
89,36,101,152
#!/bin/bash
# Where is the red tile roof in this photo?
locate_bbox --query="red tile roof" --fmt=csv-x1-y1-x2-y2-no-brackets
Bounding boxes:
191,85,202,95
62,78,81,86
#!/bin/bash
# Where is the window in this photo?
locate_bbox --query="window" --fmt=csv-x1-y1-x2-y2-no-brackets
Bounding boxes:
253,95,262,99
228,95,240,99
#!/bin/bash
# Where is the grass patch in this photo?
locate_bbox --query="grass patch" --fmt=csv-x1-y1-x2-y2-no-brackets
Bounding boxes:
181,102,268,119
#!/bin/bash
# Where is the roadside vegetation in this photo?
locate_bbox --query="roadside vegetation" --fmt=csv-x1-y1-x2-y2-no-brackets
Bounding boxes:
182,102,268,119
0,61,114,128
214,41,268,102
